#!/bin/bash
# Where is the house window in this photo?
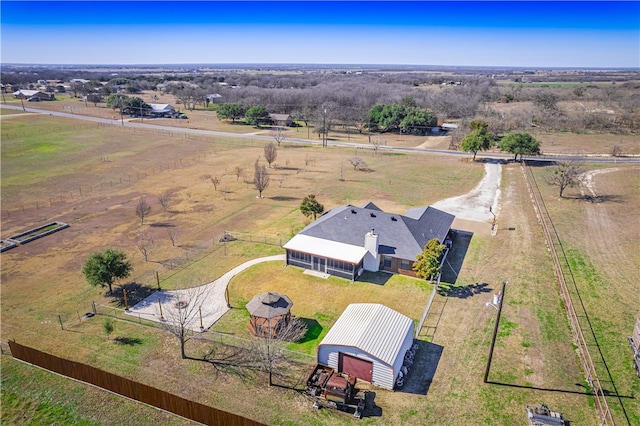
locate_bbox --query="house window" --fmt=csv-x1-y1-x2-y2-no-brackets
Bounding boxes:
383,256,392,268
400,259,411,270
327,259,354,273
289,251,311,263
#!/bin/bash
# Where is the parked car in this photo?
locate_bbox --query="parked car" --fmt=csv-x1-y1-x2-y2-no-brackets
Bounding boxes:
27,97,40,102
177,114,188,119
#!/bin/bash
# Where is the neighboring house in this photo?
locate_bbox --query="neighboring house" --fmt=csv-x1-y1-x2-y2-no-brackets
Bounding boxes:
283,202,454,281
269,113,293,127
317,303,414,390
12,89,55,101
205,93,222,104
148,103,176,117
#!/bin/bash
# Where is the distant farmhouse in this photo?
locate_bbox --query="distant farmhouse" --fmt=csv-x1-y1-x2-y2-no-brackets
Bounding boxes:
12,89,55,101
284,202,454,280
148,103,176,117
269,113,293,127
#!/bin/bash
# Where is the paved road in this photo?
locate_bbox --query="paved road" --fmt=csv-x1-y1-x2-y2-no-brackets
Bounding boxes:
2,104,639,164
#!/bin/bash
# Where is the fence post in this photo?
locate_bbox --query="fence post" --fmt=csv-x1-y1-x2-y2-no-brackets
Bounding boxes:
58,314,64,330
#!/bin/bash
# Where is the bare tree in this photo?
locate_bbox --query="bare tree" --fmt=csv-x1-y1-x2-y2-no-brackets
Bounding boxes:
546,161,584,198
303,155,314,171
347,157,368,171
263,142,278,168
270,127,286,147
157,191,172,212
157,286,210,359
253,160,270,198
166,226,181,247
210,176,220,191
611,144,623,157
370,136,386,155
250,316,307,386
136,232,155,261
234,166,244,182
135,197,151,225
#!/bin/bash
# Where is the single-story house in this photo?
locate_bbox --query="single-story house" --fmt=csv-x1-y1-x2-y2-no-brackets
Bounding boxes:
283,202,454,280
148,103,175,117
269,113,293,127
12,89,55,101
317,303,414,390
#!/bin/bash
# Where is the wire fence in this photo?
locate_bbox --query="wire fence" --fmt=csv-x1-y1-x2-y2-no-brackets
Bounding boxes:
522,162,623,425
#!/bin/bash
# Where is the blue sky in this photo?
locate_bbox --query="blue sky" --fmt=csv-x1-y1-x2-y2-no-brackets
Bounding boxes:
1,1,638,68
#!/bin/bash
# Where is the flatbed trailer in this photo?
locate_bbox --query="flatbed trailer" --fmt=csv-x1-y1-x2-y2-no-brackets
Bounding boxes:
628,317,640,378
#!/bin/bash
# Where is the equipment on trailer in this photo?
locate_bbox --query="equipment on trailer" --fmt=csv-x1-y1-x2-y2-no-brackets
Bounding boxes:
628,317,640,378
305,364,365,419
526,404,565,426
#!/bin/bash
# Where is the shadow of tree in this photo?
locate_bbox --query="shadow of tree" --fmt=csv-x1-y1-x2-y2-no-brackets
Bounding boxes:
188,344,259,383
114,337,143,345
111,281,156,307
270,196,299,201
149,222,175,228
438,282,493,299
298,319,322,344
570,194,625,204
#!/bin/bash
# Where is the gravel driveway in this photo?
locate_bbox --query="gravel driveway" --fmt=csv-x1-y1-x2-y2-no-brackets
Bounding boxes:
432,161,502,223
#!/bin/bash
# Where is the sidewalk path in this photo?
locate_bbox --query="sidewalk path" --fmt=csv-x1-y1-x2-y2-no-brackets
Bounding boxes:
125,254,285,332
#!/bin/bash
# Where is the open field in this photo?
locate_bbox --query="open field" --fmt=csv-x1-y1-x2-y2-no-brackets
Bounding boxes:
1,112,638,425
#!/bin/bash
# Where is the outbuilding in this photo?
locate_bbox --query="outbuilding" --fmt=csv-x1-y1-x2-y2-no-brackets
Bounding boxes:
317,303,414,390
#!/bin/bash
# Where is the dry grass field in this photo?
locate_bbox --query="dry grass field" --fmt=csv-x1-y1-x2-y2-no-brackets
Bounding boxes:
1,107,638,425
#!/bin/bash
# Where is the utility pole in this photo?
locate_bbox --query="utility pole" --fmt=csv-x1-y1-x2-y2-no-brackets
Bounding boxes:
322,108,327,148
484,280,507,383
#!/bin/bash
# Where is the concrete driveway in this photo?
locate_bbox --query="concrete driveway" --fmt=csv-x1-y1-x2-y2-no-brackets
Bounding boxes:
125,254,285,332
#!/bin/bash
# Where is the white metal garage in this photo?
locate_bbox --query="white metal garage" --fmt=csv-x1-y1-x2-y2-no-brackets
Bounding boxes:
317,303,414,390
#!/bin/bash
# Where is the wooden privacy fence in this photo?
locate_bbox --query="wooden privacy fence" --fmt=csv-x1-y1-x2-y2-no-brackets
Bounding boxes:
8,340,266,426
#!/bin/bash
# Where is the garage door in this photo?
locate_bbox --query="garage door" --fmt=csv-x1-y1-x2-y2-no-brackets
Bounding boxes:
339,353,373,382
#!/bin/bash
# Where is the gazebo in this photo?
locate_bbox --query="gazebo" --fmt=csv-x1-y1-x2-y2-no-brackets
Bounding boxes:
246,292,293,338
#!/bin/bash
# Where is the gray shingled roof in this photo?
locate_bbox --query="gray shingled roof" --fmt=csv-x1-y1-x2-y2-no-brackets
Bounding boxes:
246,292,292,318
299,202,454,261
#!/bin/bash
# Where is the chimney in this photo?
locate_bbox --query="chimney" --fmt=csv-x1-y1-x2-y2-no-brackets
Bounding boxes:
364,229,379,272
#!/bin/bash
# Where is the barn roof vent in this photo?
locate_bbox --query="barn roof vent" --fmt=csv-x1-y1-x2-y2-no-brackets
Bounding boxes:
370,213,376,218
351,209,357,214
391,216,397,221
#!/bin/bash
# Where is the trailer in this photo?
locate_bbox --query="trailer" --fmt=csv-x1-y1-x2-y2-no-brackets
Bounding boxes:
628,317,640,378
526,404,565,426
305,364,365,419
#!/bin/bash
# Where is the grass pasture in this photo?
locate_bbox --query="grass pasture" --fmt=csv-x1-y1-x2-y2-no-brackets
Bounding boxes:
1,110,638,425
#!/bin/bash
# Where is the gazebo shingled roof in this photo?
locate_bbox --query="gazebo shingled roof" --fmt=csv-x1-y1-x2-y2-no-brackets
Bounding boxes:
246,292,292,319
